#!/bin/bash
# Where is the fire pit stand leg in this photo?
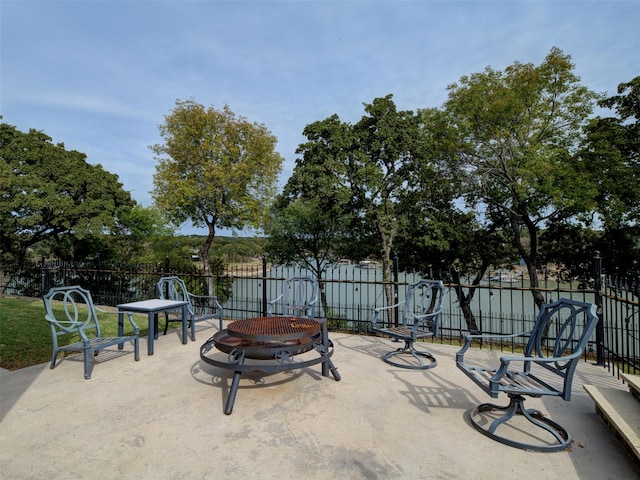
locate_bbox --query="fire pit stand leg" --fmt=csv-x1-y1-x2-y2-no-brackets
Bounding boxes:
225,370,242,415
224,349,246,415
327,357,340,381
318,319,341,381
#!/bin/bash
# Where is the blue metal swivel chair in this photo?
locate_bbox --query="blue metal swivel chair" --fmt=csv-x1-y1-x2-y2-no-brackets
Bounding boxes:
370,279,447,370
456,298,598,452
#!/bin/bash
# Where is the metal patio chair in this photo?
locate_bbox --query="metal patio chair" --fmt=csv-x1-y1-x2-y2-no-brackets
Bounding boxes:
267,276,319,319
157,276,224,340
43,285,140,379
456,298,599,452
370,279,447,369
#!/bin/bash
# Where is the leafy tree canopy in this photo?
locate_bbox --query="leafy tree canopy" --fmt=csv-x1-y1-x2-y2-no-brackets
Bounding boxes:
150,99,283,291
581,76,640,229
0,122,135,262
444,47,600,306
151,99,283,234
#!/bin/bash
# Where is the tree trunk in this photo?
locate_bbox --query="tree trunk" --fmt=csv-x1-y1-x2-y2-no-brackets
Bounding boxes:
510,212,545,310
450,269,481,333
201,219,216,298
379,224,395,325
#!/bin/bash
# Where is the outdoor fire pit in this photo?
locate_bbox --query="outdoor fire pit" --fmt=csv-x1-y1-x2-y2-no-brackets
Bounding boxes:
200,316,341,414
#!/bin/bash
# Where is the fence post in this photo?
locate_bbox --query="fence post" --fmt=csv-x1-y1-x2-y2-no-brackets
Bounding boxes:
262,256,268,316
594,251,605,366
40,255,46,295
393,253,399,327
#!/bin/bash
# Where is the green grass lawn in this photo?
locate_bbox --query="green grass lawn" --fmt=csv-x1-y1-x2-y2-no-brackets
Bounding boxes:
0,296,151,370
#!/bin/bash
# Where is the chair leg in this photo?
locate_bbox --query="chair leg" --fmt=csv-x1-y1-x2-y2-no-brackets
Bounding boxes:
134,337,140,362
50,349,59,369
469,394,571,452
382,340,437,370
83,350,92,380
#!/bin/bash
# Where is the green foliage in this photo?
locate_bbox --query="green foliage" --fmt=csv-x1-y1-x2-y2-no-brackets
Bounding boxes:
150,99,283,294
351,96,425,281
265,197,349,273
288,95,427,287
539,222,600,282
150,99,283,233
579,77,640,276
0,122,135,263
444,47,601,306
214,236,266,261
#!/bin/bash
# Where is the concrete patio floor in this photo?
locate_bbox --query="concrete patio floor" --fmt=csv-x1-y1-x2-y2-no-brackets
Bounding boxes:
1,324,639,480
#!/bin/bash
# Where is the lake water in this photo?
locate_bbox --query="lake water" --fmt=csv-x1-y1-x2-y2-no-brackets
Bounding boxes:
226,263,597,336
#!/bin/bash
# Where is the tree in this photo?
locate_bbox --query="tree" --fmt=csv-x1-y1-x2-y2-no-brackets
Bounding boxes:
394,107,517,332
0,122,135,263
444,48,600,308
288,96,424,316
351,95,424,301
150,99,283,294
265,197,351,314
110,205,177,265
579,76,640,276
267,114,371,313
538,221,600,284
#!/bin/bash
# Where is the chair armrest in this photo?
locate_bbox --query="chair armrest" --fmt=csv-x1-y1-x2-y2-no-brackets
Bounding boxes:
77,324,92,343
267,294,284,314
45,314,82,330
187,293,223,307
371,301,405,329
187,292,221,302
373,301,405,314
456,330,532,363
122,312,140,333
462,330,533,342
491,349,584,385
268,294,284,305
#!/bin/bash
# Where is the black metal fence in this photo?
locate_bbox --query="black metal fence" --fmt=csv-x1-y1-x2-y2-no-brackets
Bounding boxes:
1,254,638,377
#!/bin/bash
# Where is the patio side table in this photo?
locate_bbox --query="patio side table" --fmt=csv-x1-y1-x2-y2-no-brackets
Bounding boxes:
117,299,188,355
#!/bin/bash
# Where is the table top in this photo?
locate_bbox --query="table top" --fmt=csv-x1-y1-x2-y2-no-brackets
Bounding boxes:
117,299,188,312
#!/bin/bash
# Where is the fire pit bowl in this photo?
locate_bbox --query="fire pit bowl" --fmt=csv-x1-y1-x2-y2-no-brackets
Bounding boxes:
200,316,340,414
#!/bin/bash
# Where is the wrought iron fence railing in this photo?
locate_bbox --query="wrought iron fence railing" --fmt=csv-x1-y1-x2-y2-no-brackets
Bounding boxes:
1,255,637,377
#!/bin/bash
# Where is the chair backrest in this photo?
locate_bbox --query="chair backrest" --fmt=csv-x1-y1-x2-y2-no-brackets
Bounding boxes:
270,276,319,318
402,279,447,335
43,285,101,339
157,276,194,315
525,298,598,400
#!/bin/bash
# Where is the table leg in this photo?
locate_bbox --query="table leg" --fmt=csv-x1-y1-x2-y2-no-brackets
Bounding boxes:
153,313,159,339
182,305,189,344
147,312,155,355
118,311,125,350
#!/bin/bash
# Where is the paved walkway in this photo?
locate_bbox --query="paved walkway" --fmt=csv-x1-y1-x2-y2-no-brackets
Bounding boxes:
1,325,638,479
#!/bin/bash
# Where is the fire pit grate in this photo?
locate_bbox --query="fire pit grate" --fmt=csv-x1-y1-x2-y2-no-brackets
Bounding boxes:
227,316,321,342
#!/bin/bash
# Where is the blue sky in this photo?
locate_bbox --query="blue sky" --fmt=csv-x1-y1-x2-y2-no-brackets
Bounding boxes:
2,0,639,236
